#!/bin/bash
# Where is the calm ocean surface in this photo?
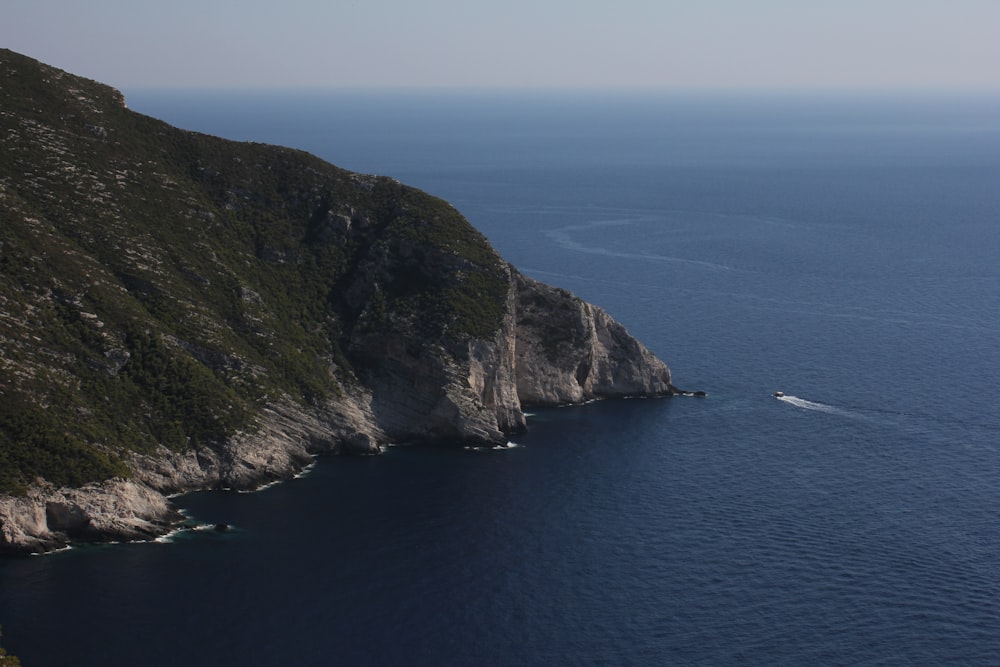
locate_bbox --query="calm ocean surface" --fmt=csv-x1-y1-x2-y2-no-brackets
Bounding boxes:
2,90,999,665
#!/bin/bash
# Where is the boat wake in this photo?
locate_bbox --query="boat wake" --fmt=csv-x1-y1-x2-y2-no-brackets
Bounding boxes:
775,394,848,416
773,392,999,449
544,221,735,272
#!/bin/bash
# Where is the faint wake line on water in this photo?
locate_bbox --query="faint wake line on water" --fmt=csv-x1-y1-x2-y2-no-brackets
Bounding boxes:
544,227,736,272
775,394,1000,445
778,393,930,426
488,203,827,232
776,394,913,426
527,207,867,275
535,213,748,272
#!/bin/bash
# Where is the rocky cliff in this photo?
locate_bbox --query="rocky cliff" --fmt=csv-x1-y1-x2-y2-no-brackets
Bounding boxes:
0,50,683,555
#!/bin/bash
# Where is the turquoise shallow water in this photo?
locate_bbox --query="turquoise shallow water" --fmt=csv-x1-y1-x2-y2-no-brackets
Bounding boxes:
2,91,1000,665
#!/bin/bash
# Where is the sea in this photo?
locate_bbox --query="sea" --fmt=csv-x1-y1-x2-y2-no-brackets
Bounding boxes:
2,89,999,665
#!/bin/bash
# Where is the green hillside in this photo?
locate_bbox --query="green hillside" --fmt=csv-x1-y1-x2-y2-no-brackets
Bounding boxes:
0,49,508,494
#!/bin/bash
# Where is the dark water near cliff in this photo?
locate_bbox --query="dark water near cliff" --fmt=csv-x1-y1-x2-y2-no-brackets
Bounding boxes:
3,91,1000,665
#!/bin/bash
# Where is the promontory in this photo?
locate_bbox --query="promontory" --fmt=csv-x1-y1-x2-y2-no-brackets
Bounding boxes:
0,49,684,555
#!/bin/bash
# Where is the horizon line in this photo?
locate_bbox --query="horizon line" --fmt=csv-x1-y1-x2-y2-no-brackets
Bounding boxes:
120,83,1000,97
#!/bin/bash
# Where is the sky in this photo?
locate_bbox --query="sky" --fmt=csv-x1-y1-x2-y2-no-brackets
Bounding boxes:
3,0,999,90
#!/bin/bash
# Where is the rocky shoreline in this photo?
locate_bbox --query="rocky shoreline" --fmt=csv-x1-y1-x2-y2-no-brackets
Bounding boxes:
1,280,687,556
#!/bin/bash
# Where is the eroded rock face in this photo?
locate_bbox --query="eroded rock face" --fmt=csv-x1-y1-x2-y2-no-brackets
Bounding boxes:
0,398,383,554
0,481,180,554
514,274,676,405
351,273,527,447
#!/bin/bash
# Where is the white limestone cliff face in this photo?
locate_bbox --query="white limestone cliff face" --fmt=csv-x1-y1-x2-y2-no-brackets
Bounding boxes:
355,274,527,447
0,398,384,553
514,274,675,405
0,480,179,554
129,397,383,495
0,270,680,555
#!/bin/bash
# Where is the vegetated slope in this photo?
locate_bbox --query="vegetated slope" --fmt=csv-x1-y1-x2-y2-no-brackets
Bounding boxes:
0,50,678,552
1,48,509,491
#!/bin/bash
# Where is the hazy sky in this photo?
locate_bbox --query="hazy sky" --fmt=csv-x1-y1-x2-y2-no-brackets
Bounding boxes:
4,0,999,90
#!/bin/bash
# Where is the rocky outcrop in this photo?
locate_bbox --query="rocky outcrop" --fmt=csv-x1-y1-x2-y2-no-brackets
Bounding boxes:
128,398,383,495
0,49,691,555
0,481,180,554
0,398,383,554
514,275,676,404
349,266,527,448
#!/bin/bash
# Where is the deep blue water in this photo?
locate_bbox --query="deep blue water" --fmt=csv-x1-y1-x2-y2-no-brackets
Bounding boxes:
2,90,1000,665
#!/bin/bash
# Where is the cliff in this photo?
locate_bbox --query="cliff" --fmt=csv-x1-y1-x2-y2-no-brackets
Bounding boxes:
0,49,683,555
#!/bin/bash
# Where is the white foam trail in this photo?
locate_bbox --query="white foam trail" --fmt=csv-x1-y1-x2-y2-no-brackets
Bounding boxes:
776,394,848,416
154,529,183,544
464,441,521,452
154,522,219,543
543,221,735,272
293,462,317,479
31,544,74,556
239,479,282,493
